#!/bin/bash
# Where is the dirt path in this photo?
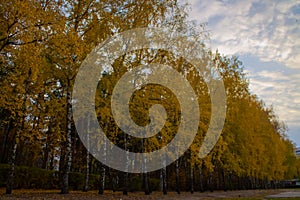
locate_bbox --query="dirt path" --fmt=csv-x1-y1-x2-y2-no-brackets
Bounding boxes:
0,188,299,199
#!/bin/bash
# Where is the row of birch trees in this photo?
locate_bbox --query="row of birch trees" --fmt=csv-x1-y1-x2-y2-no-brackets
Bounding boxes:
1,0,299,195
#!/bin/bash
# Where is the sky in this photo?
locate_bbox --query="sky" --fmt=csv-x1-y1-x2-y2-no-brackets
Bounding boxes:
181,0,300,146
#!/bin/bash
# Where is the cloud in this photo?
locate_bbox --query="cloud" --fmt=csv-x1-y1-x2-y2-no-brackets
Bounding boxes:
247,69,300,143
181,0,300,145
184,0,300,69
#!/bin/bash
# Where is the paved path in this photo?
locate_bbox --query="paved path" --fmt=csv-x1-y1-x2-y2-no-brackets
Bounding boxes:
266,191,300,198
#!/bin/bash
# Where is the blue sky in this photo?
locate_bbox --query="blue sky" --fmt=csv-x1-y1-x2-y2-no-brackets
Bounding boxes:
182,0,300,146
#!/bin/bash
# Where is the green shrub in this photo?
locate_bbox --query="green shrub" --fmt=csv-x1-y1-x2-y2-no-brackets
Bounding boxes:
0,164,10,187
149,178,160,191
0,164,99,190
130,175,142,191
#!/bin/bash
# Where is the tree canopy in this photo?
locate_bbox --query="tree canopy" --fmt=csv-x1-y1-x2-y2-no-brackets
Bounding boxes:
0,0,299,195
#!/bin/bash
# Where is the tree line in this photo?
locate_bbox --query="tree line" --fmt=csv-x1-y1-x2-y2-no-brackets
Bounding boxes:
1,0,299,195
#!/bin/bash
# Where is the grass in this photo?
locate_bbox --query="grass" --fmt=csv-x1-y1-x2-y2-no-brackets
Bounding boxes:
0,188,300,199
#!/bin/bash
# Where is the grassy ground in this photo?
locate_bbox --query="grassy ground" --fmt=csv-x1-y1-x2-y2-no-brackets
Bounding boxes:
0,188,300,199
